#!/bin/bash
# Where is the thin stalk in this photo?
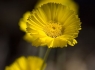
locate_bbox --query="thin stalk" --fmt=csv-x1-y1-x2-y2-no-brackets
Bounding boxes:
40,48,51,70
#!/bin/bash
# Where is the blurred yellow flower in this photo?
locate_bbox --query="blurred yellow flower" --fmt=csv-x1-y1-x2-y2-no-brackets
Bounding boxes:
19,11,30,32
35,0,79,14
5,56,46,70
26,3,81,48
19,11,33,43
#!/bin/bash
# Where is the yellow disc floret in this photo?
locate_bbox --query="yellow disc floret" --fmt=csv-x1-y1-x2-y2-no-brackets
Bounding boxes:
43,22,63,38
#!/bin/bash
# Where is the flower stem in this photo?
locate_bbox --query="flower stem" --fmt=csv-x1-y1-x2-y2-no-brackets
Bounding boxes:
39,47,46,58
40,48,51,70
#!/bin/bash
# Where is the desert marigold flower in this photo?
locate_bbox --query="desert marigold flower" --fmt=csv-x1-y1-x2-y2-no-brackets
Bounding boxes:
19,1,78,44
26,3,81,48
35,0,78,14
19,11,34,43
19,11,30,32
5,56,46,70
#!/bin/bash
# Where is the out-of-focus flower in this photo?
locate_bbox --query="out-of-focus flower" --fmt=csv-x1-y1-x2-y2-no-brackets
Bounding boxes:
19,11,33,43
19,11,30,32
5,56,46,70
26,3,81,48
35,0,79,14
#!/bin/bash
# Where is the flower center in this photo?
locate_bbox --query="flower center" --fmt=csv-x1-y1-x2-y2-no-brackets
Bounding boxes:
43,22,63,38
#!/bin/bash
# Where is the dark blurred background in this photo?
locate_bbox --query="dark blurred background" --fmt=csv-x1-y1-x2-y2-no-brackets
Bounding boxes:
0,0,95,70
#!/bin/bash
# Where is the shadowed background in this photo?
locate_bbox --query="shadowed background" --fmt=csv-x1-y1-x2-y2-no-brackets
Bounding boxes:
0,0,95,70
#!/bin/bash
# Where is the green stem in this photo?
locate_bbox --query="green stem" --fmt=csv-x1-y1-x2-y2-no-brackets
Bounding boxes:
39,47,46,58
40,48,51,70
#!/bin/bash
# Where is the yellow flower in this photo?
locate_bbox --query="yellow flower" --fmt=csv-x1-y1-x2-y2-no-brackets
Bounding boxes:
19,1,79,44
5,56,46,70
19,11,34,42
35,0,79,14
19,11,30,32
26,3,81,48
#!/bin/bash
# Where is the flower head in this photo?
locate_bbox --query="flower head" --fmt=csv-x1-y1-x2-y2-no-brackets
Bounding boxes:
35,0,79,14
19,11,34,43
19,11,30,32
5,56,46,70
26,3,81,48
